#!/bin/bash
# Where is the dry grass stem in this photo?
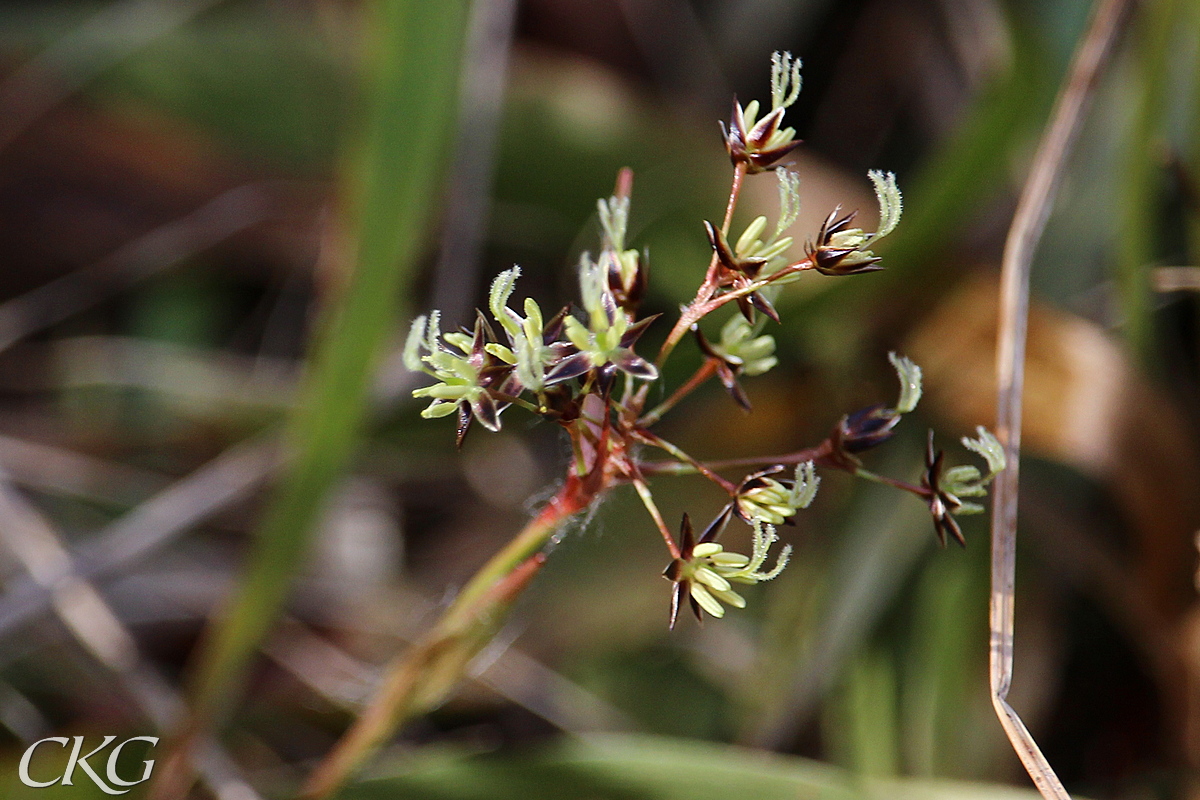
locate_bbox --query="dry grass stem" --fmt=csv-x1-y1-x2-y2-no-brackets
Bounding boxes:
991,0,1132,796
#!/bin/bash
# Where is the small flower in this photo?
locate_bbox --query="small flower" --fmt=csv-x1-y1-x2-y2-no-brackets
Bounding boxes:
721,52,803,174
485,267,589,392
663,514,792,627
808,171,902,276
826,352,922,465
921,427,1006,546
711,315,778,377
922,432,965,547
561,290,659,386
733,462,819,525
406,310,516,447
704,221,780,324
693,315,777,411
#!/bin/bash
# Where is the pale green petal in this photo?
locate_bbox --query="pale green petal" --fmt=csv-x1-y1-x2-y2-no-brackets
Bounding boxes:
752,508,786,526
742,99,760,129
485,343,516,364
695,567,732,593
563,316,592,352
414,383,468,400
743,355,778,377
690,583,725,618
421,401,459,419
692,543,723,558
522,296,544,342
756,237,792,261
710,552,750,567
443,331,473,353
736,216,768,256
712,587,746,609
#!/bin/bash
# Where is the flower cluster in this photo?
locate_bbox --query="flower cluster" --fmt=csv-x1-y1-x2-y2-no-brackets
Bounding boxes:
405,311,515,446
693,314,779,411
405,184,659,444
403,50,1002,629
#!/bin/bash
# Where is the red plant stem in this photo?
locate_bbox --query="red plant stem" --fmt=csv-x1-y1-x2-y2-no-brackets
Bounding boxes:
639,440,831,476
721,163,747,235
632,478,680,559
853,467,928,497
634,430,737,494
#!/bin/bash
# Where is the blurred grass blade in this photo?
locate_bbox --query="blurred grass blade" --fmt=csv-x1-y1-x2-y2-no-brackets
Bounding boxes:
833,648,900,778
901,548,985,777
337,732,1063,800
182,0,471,748
1116,0,1180,359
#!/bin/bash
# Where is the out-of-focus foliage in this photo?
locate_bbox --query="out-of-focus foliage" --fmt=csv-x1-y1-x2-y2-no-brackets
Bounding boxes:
343,733,1061,800
0,0,1196,798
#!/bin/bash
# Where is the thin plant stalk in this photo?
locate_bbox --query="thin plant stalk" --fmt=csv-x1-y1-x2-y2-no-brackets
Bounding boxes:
991,0,1131,796
300,480,592,799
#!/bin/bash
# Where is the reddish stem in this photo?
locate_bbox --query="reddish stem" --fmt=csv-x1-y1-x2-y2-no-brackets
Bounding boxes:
722,163,747,235
632,478,681,558
639,440,832,476
633,429,738,494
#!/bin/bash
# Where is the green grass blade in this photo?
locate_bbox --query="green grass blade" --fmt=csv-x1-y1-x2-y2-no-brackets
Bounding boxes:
338,733,1069,800
1116,0,1179,359
185,0,471,728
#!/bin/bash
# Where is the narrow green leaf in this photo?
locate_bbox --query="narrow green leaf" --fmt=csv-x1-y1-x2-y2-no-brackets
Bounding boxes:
339,733,1066,800
184,0,471,728
1116,0,1183,359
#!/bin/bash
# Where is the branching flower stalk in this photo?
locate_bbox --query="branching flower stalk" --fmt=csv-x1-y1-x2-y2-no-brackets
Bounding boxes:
302,52,1004,799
